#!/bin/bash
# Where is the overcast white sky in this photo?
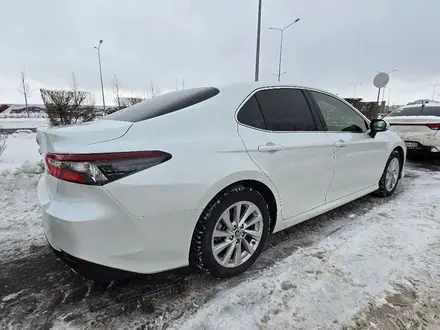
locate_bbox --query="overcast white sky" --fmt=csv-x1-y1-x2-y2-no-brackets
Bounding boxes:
1,0,439,106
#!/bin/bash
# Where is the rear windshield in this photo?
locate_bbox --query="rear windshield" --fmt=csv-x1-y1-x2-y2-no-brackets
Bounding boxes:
103,87,219,122
388,105,440,117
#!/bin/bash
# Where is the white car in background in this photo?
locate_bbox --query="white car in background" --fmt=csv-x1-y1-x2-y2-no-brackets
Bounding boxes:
37,83,406,281
385,103,440,153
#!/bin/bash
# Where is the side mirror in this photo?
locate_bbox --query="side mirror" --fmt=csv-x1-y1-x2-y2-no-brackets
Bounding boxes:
369,119,388,138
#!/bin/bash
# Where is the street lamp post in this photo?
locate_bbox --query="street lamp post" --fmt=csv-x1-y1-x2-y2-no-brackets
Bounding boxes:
349,83,362,99
430,84,439,101
269,18,300,82
376,69,397,110
387,86,396,106
254,0,262,82
94,40,106,114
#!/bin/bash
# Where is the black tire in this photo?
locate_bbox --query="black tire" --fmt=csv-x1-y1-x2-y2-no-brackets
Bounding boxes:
372,150,401,197
189,185,271,278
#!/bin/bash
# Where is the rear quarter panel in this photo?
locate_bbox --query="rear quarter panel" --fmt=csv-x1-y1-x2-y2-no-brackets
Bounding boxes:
78,110,280,219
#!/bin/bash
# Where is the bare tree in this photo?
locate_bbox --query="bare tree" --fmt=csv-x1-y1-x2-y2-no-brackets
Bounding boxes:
41,73,96,126
145,80,161,99
112,74,123,110
175,77,186,90
0,127,6,158
17,69,31,118
119,97,145,108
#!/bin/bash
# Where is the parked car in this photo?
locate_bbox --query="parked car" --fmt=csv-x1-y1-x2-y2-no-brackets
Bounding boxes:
385,103,440,153
36,83,406,281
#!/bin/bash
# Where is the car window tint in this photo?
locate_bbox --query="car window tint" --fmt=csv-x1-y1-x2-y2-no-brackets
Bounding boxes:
237,96,267,129
103,87,220,122
311,91,367,132
254,88,317,131
388,106,440,117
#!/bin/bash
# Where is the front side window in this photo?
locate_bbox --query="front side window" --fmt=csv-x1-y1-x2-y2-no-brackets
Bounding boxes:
311,91,368,132
254,88,317,131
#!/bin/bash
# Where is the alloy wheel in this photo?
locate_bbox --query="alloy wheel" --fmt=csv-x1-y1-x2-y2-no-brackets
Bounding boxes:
211,201,264,268
385,157,400,191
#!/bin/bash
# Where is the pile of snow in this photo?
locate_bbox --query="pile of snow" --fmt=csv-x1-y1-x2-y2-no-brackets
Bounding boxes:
0,132,42,173
0,117,48,129
170,169,440,330
0,132,44,256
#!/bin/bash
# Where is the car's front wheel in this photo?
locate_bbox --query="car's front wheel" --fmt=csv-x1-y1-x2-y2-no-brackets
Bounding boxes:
189,185,270,278
373,150,402,197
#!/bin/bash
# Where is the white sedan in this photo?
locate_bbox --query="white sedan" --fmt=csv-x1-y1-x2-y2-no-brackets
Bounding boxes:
385,102,440,153
36,83,406,281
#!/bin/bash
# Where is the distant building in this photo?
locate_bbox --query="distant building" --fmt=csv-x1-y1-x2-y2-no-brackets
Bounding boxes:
0,104,108,116
0,104,46,114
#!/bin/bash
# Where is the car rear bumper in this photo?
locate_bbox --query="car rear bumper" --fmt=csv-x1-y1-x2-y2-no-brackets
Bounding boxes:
403,140,440,152
38,175,199,275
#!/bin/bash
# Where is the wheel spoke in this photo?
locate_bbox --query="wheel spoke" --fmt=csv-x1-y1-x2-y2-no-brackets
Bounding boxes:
222,242,236,265
214,240,233,255
242,238,255,254
244,214,262,229
232,203,242,226
234,241,242,266
239,204,257,226
213,230,231,238
244,229,262,240
220,211,234,231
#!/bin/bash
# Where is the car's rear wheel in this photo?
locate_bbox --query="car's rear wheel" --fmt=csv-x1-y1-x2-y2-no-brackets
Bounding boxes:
189,185,270,278
373,150,401,197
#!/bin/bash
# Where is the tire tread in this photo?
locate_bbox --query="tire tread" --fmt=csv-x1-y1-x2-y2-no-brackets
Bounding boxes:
189,185,270,277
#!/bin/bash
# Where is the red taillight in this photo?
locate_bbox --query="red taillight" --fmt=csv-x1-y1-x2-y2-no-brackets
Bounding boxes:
389,122,440,130
45,151,171,185
426,123,440,130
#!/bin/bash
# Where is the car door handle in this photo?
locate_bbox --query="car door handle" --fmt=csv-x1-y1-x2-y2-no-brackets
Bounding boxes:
258,144,284,153
334,140,348,148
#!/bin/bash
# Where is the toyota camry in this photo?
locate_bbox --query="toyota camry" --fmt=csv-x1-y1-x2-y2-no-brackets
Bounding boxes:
37,83,406,281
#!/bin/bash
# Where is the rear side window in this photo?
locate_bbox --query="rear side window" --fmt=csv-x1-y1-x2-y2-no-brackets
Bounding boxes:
103,87,220,122
237,96,266,130
254,88,317,131
388,106,440,117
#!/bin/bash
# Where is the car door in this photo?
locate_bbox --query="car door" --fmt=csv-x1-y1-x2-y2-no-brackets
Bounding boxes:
307,90,389,202
237,87,335,220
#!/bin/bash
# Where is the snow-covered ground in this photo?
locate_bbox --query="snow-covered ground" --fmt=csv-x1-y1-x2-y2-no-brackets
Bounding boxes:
0,117,48,129
0,132,439,330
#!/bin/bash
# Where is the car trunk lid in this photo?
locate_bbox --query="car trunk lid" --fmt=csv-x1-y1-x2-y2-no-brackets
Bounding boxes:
36,120,133,156
385,115,440,136
36,119,133,196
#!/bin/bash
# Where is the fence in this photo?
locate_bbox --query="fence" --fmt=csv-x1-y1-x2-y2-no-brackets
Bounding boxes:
0,113,48,119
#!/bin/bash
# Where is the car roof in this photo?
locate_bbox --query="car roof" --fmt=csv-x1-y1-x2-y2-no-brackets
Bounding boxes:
215,81,333,96
402,102,440,109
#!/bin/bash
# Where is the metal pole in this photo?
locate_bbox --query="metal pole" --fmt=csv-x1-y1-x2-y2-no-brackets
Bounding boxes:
381,86,386,109
375,87,381,118
269,18,300,82
277,30,284,82
432,85,437,101
254,0,262,82
350,83,361,99
95,41,106,114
